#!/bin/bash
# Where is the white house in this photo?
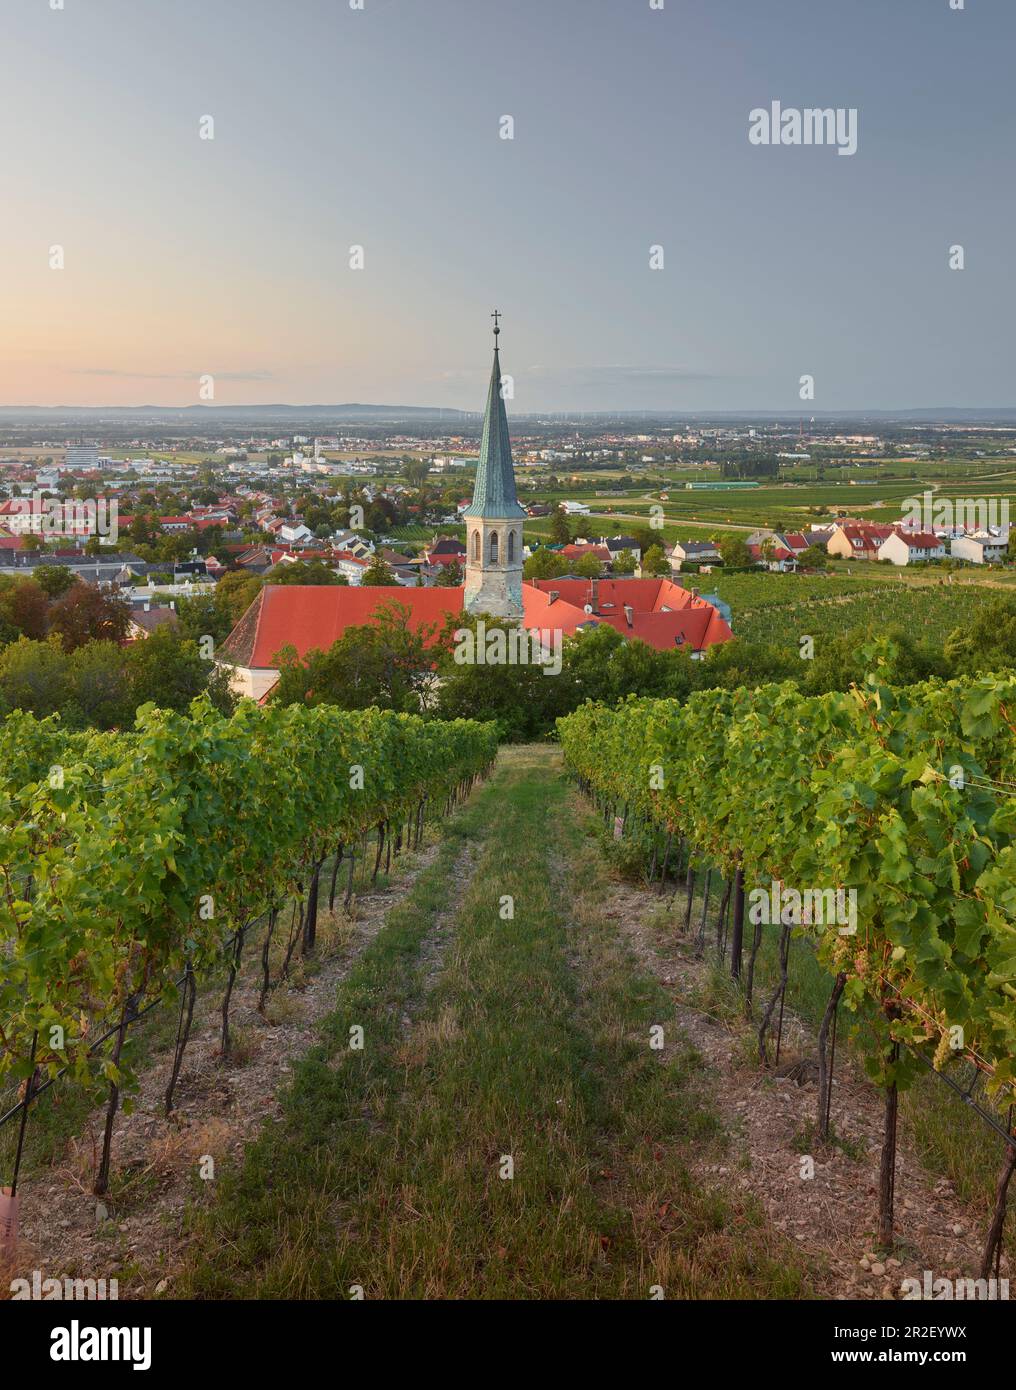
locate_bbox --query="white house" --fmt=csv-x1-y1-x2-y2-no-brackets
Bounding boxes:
277,521,314,544
877,531,946,566
951,532,1008,565
561,500,591,516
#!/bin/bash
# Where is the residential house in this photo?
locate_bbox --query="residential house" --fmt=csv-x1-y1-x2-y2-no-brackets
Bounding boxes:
877,531,946,566
826,522,895,562
950,532,1008,565
670,539,721,570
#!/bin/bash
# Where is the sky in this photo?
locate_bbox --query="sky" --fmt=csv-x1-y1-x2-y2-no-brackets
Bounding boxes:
2,0,1014,413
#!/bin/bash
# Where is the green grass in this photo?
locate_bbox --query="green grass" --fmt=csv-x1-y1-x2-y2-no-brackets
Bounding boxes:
174,748,811,1299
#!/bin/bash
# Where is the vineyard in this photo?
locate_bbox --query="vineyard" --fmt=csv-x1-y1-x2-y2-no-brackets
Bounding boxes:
557,658,1016,1271
725,583,987,653
2,670,1015,1301
0,701,496,1207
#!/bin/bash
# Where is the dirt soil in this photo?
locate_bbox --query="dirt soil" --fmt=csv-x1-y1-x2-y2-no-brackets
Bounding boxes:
599,867,1008,1300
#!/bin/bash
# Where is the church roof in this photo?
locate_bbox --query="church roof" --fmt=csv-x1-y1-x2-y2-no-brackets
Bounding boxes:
219,584,465,669
523,577,734,652
218,575,736,673
461,343,525,521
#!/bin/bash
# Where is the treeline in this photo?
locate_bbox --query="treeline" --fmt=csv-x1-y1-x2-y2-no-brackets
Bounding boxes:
719,454,780,479
0,565,238,728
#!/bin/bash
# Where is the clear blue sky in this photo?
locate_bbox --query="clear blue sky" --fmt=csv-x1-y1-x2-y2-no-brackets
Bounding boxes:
3,0,1013,411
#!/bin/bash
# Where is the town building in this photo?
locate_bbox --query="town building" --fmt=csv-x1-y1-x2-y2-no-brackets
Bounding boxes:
217,317,735,700
877,531,946,566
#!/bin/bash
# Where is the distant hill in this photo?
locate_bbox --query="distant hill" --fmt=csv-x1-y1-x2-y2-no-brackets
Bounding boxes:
0,403,476,422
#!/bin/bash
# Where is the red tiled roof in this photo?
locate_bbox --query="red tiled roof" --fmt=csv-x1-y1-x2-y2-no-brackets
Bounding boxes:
219,576,736,671
220,584,466,668
524,577,733,652
559,543,612,562
892,531,942,549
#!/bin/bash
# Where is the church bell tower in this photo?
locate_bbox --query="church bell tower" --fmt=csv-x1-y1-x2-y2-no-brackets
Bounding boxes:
462,311,525,620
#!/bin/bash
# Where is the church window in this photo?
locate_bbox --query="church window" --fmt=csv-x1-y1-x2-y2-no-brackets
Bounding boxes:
490,531,499,563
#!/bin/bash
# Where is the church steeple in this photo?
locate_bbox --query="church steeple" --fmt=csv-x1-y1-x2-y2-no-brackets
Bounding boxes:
462,311,525,521
462,312,525,619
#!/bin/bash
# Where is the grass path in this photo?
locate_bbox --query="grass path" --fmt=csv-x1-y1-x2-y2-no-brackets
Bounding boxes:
175,748,810,1300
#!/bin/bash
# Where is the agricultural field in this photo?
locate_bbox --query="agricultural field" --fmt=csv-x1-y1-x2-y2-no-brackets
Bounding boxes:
729,584,986,654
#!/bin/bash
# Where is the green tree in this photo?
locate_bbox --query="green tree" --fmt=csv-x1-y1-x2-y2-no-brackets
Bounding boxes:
718,536,754,569
640,544,670,576
272,602,437,712
32,565,77,599
215,571,265,623
611,548,637,575
573,552,603,578
0,637,70,717
125,626,236,716
434,559,463,587
360,555,397,586
944,595,1016,677
269,560,346,586
548,507,572,546
524,548,569,581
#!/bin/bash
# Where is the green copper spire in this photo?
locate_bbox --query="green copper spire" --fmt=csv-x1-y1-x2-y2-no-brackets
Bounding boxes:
462,312,525,520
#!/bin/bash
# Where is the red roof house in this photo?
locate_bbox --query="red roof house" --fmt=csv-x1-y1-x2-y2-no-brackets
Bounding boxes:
218,575,734,701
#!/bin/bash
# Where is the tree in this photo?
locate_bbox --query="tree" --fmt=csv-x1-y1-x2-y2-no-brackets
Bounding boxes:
402,458,431,490
32,565,77,599
611,548,637,575
434,559,462,586
360,555,397,586
718,536,754,569
66,640,131,729
563,624,694,706
574,552,603,578
435,614,564,739
215,571,264,623
640,544,670,577
798,544,828,570
524,548,569,581
548,507,572,546
125,626,235,716
48,584,131,651
272,602,438,712
269,560,346,586
0,637,70,718
0,577,50,640
945,595,1016,677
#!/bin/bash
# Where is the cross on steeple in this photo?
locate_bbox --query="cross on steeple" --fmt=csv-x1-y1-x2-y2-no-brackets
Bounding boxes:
491,309,501,346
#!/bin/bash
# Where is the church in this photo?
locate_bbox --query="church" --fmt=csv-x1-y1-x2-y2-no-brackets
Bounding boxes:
218,318,733,700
